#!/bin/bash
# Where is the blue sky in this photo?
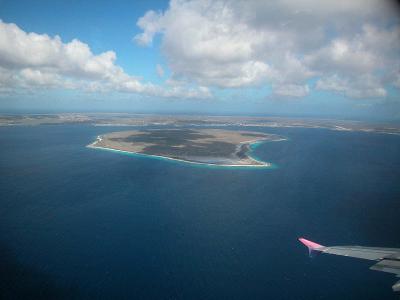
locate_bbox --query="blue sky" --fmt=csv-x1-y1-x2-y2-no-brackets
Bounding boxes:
0,0,399,120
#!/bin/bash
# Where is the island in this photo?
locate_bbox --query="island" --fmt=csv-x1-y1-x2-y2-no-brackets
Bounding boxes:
87,129,284,167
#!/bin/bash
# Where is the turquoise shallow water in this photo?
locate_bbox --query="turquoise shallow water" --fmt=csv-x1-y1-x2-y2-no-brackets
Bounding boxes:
0,125,399,299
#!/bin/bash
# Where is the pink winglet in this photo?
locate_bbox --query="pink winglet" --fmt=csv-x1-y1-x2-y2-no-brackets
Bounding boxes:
298,237,324,251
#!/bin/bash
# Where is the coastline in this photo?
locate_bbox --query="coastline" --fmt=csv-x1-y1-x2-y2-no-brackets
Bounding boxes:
87,136,276,168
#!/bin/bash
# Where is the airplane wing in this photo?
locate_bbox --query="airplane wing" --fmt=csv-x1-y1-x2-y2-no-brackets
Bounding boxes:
299,237,400,292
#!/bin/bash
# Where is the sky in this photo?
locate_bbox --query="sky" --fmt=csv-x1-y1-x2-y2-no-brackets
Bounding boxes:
0,0,399,120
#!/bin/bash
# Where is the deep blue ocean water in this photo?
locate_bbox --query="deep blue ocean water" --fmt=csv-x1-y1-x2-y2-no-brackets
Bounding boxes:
0,125,399,299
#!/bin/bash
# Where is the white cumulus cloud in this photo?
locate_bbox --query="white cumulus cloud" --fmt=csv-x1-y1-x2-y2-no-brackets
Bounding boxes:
134,0,400,99
0,20,210,99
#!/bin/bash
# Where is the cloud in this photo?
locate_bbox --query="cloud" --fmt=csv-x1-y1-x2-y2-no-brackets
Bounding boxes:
156,64,164,77
134,10,164,46
316,74,387,98
19,69,64,88
134,0,400,98
273,84,310,98
0,20,210,99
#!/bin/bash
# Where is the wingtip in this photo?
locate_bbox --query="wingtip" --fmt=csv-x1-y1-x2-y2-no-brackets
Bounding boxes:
298,237,324,250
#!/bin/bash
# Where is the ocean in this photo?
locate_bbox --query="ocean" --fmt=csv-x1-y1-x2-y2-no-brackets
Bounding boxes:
0,125,399,299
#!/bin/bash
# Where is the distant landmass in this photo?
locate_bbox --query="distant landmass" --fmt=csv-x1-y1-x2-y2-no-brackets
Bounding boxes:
1,113,399,135
88,129,285,167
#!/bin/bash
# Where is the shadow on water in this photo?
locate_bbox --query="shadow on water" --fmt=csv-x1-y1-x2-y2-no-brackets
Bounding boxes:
0,243,79,300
